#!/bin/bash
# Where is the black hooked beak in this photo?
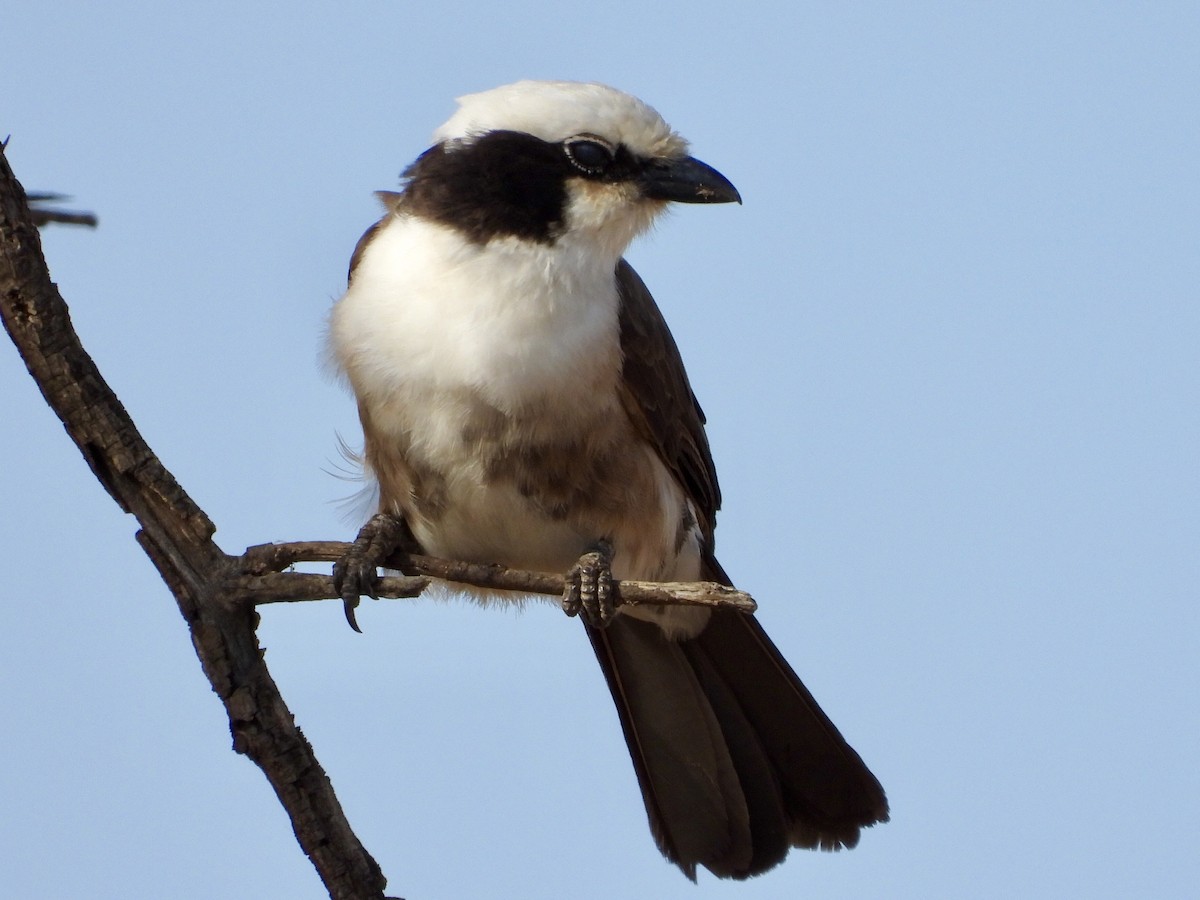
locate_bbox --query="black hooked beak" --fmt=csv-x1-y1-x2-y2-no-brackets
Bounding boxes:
638,155,742,204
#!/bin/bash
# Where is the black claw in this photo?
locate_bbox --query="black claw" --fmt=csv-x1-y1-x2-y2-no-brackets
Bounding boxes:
334,560,378,631
562,584,582,617
334,558,370,634
344,598,363,633
333,512,405,632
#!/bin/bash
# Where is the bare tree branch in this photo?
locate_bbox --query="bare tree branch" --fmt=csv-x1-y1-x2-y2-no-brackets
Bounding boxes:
1,146,391,900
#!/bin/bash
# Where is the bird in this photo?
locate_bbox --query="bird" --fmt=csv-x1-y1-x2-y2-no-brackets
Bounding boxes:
329,80,888,880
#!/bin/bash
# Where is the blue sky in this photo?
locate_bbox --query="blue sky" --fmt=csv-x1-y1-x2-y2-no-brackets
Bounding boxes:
3,3,1198,898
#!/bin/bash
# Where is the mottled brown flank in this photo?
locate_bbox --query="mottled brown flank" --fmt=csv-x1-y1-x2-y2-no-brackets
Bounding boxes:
358,401,448,519
465,398,654,524
458,401,510,446
673,500,697,554
409,461,450,517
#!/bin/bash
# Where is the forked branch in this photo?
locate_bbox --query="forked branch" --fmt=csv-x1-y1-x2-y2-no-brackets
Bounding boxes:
2,145,390,900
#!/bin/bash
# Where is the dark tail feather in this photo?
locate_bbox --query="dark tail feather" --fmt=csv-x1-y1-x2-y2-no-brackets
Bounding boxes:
586,616,755,880
585,585,887,879
690,609,889,851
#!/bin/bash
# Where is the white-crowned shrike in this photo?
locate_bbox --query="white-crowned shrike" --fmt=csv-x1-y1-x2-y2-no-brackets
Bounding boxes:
330,80,887,880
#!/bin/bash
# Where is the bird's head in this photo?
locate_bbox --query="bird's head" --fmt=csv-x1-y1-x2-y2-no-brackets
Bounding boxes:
399,80,740,259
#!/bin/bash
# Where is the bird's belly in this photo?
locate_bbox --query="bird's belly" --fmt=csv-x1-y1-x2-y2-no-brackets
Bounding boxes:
406,439,710,638
409,477,594,575
379,390,701,580
364,384,709,637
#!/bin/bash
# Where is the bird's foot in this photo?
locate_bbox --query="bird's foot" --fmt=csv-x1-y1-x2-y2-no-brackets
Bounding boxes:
562,539,617,628
333,511,406,632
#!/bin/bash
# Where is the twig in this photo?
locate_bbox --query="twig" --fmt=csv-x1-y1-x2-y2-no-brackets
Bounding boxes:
26,191,99,228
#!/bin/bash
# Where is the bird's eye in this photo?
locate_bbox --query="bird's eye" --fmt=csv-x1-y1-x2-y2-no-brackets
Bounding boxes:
563,137,615,176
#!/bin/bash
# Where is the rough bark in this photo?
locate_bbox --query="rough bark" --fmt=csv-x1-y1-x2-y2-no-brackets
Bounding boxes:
1,146,392,900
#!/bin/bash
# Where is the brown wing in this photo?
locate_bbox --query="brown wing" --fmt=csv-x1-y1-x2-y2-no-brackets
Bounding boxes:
615,259,722,548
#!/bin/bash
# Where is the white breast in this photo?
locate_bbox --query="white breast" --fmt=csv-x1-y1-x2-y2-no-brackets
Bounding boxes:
331,214,623,418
